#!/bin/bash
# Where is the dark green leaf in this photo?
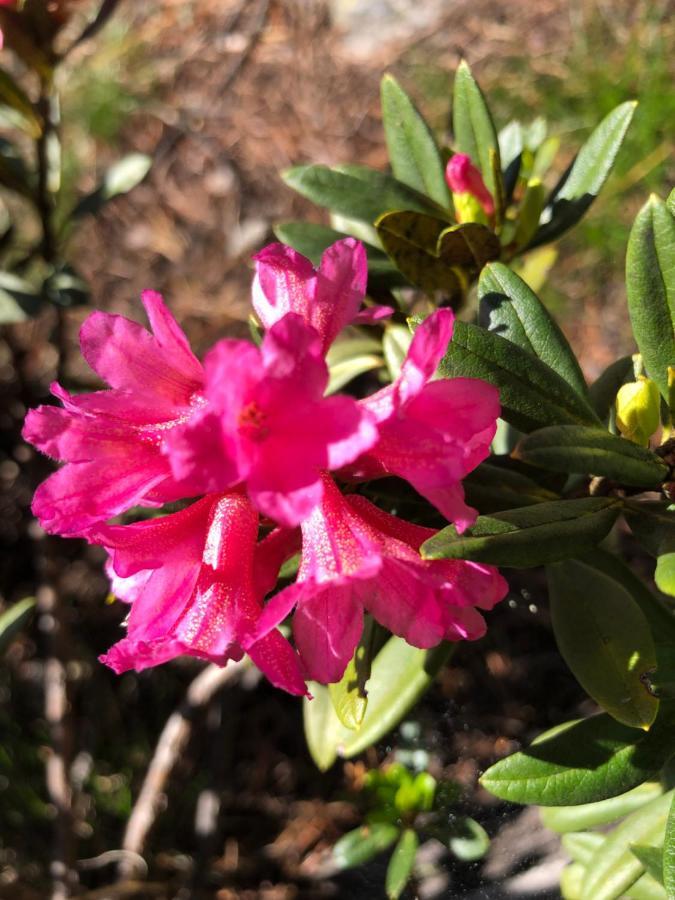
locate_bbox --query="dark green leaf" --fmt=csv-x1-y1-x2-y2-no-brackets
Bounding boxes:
71,154,152,219
541,783,663,834
381,74,450,207
447,817,490,862
514,425,668,487
0,597,35,655
589,356,635,420
582,790,673,900
436,222,501,270
630,846,664,885
44,265,90,308
421,497,621,567
283,164,446,224
385,829,418,899
437,321,600,432
480,710,675,806
478,262,586,396
452,60,501,197
0,137,34,199
663,792,675,897
333,823,400,869
626,194,675,401
462,461,559,513
548,558,659,729
529,101,637,248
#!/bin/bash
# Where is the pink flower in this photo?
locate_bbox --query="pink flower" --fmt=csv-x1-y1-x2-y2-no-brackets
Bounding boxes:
96,492,307,696
445,154,495,218
22,291,205,537
254,475,507,682
252,239,392,352
345,309,500,532
163,313,378,528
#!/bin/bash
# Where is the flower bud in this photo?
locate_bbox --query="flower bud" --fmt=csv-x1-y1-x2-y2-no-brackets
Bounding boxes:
445,153,495,222
615,376,661,447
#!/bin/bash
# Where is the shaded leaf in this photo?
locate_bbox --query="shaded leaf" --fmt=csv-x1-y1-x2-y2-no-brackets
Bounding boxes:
72,154,152,219
548,559,659,729
0,137,33,199
452,60,501,197
0,597,35,655
0,67,42,137
326,332,383,394
333,823,399,870
385,828,418,899
421,497,621,568
0,271,43,323
462,460,559,513
630,846,664,885
589,356,635,420
436,222,500,269
381,74,450,207
541,783,663,834
447,817,490,862
382,324,412,380
655,538,675,599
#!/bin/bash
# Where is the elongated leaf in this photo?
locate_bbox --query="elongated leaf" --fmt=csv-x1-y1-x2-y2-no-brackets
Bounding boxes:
452,60,501,197
326,332,384,394
0,137,34,199
625,503,675,559
334,823,399,869
515,425,668,487
548,559,659,729
626,194,675,401
283,164,446,224
529,101,637,247
561,862,586,899
625,874,667,900
421,497,621,568
382,324,412,380
480,709,675,806
562,831,606,865
630,846,664,885
582,790,673,900
541,783,663,834
381,75,450,207
0,597,35,654
437,321,600,432
0,67,42,137
478,262,586,396
72,154,151,219
447,817,490,862
590,356,635,420
329,618,374,731
462,461,559,513
663,792,675,897
385,828,418,899
0,272,43,323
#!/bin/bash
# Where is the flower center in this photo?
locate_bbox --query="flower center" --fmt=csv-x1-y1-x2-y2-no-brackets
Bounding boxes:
238,401,269,441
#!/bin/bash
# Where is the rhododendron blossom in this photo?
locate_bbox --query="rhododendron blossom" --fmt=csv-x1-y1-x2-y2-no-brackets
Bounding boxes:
254,475,508,683
23,290,205,536
164,312,378,527
97,492,307,696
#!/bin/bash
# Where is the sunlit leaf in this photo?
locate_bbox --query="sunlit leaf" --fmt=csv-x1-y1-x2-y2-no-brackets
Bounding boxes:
333,823,399,869
72,153,152,219
452,60,501,197
541,783,663,834
0,597,35,655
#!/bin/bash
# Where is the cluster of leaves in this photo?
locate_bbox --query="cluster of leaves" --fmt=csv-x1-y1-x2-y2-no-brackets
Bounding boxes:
0,0,150,324
333,762,488,899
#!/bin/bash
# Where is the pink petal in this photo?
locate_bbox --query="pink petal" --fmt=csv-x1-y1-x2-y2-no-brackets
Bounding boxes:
247,630,308,696
352,304,395,325
292,584,364,683
396,308,454,404
445,154,495,216
141,290,203,383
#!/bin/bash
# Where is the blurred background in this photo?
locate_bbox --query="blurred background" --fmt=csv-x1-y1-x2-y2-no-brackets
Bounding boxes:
0,0,673,897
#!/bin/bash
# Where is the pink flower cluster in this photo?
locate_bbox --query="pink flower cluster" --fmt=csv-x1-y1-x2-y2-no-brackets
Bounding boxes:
24,238,507,694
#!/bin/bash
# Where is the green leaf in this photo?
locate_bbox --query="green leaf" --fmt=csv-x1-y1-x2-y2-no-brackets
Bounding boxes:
548,558,659,729
303,638,451,768
329,618,374,731
625,873,668,900
421,497,621,567
283,164,446,224
385,828,418,899
0,597,35,655
71,154,152,219
436,222,501,270
514,425,668,487
624,503,675,559
478,262,586,396
382,324,412,380
589,356,635,420
529,101,637,248
333,823,400,870
381,74,450,208
326,331,384,394
437,321,600,432
462,460,559,513
0,66,42,138
626,194,675,401
663,792,675,897
0,271,43,323
452,60,501,197
561,862,586,899
541,783,664,834
273,221,409,290
513,177,546,249
480,712,675,806
630,846,664,885
562,831,606,865
581,790,673,900
447,817,490,862
655,538,675,599
0,137,34,199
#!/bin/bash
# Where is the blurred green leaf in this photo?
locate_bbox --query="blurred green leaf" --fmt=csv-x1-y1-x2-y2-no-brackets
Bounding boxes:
72,153,152,219
626,194,675,402
529,101,637,248
381,74,450,208
0,272,43,323
421,497,621,568
0,67,42,138
655,538,675,599
562,831,606,865
478,262,586,396
664,792,675,897
0,137,34,199
625,873,668,899
561,861,586,899
333,823,399,870
630,846,664,885
581,790,673,900
0,598,35,655
513,177,546,249
44,265,90,308
326,332,383,394
385,828,418,899
437,321,600,433
589,356,635,420
448,817,490,862
514,425,668,487
283,164,446,224
541,783,663,834
382,324,412,380
452,60,502,198
548,558,659,729
480,710,675,806
329,618,374,731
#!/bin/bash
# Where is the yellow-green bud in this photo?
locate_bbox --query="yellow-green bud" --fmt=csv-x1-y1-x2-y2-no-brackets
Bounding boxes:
615,376,661,447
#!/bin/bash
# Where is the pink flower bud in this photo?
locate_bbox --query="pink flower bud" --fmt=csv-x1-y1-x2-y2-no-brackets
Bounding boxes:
445,154,495,216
